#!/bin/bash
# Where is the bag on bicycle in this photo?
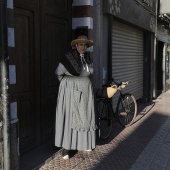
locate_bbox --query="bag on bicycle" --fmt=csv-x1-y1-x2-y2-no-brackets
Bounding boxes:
96,87,117,98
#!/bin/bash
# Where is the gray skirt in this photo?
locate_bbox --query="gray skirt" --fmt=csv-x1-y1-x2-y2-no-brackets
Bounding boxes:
55,75,96,150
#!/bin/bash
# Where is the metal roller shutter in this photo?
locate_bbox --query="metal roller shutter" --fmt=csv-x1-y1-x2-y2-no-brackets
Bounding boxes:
111,20,143,105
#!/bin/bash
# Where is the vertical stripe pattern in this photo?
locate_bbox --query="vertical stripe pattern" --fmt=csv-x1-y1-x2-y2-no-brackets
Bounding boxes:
7,0,20,165
7,0,18,124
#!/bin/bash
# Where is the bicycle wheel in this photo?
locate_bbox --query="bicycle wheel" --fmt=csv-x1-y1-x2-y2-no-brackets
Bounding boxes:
117,93,137,127
97,99,112,139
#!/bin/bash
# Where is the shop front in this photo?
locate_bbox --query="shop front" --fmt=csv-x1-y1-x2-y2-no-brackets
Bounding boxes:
103,0,156,102
156,27,170,96
158,0,170,96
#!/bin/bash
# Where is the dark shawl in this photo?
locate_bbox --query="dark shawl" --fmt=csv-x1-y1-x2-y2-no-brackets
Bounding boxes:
60,49,91,76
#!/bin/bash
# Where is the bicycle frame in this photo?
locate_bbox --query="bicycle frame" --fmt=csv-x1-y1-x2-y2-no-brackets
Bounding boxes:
105,89,124,119
97,78,138,139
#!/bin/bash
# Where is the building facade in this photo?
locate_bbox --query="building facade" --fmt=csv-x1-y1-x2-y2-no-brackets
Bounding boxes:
156,0,170,97
93,0,157,104
1,0,170,169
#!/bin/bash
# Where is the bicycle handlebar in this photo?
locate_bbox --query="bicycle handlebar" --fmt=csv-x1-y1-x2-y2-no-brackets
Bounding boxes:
102,78,129,89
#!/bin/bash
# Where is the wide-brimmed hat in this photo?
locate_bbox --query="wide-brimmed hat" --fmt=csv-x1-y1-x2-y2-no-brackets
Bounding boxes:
71,35,93,47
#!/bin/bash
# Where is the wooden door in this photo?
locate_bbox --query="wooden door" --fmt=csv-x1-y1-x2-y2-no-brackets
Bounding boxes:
14,0,71,154
14,3,41,153
40,0,71,142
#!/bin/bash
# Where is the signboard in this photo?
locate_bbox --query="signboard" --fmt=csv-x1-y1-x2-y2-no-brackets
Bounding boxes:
103,0,156,32
160,0,170,14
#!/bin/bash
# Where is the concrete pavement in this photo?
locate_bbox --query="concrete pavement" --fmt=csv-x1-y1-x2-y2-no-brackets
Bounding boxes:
37,90,170,170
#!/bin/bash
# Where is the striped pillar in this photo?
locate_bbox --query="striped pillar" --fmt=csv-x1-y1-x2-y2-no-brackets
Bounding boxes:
72,0,93,41
7,0,18,124
7,0,20,168
7,0,19,168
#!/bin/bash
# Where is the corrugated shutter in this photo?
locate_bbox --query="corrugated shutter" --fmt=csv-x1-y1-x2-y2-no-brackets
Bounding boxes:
111,20,143,105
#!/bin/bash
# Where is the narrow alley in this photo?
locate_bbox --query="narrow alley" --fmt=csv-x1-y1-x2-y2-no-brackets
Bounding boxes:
38,90,170,170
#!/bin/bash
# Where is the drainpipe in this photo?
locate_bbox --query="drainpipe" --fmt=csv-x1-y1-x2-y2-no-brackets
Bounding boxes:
153,0,158,98
0,0,11,170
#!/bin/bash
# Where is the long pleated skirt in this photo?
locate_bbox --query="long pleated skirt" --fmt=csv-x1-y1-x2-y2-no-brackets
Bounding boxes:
55,75,96,150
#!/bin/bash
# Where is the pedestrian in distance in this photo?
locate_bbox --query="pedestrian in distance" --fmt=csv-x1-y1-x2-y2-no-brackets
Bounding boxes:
55,35,96,159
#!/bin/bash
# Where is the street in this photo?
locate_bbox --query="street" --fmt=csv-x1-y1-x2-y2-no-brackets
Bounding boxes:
38,90,170,170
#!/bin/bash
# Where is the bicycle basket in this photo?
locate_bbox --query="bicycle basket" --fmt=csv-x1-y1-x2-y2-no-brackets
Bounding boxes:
96,87,117,98
107,87,117,98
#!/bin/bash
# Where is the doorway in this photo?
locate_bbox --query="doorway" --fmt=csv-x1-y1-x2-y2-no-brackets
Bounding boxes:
157,41,164,96
14,0,71,168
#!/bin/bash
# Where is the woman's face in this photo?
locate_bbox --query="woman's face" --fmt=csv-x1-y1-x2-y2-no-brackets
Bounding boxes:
76,43,87,54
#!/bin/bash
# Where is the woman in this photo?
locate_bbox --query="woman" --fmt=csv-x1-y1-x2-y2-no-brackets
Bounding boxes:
55,35,96,159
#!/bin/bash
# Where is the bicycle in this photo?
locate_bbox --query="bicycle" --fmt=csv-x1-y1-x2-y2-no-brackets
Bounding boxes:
96,78,137,140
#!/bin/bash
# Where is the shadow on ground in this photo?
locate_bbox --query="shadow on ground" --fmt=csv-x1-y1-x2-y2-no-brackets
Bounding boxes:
20,142,59,170
96,100,156,145
93,110,168,170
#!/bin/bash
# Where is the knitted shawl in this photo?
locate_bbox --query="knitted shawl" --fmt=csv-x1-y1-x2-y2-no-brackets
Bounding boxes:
60,49,91,76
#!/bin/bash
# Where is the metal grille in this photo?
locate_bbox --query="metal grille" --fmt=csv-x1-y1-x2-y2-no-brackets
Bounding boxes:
111,20,143,108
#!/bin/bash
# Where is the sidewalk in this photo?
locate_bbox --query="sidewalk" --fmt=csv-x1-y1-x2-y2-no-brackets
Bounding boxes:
37,90,170,170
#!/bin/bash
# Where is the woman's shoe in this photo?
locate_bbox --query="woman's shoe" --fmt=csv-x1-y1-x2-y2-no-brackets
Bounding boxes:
62,149,69,159
84,149,92,152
